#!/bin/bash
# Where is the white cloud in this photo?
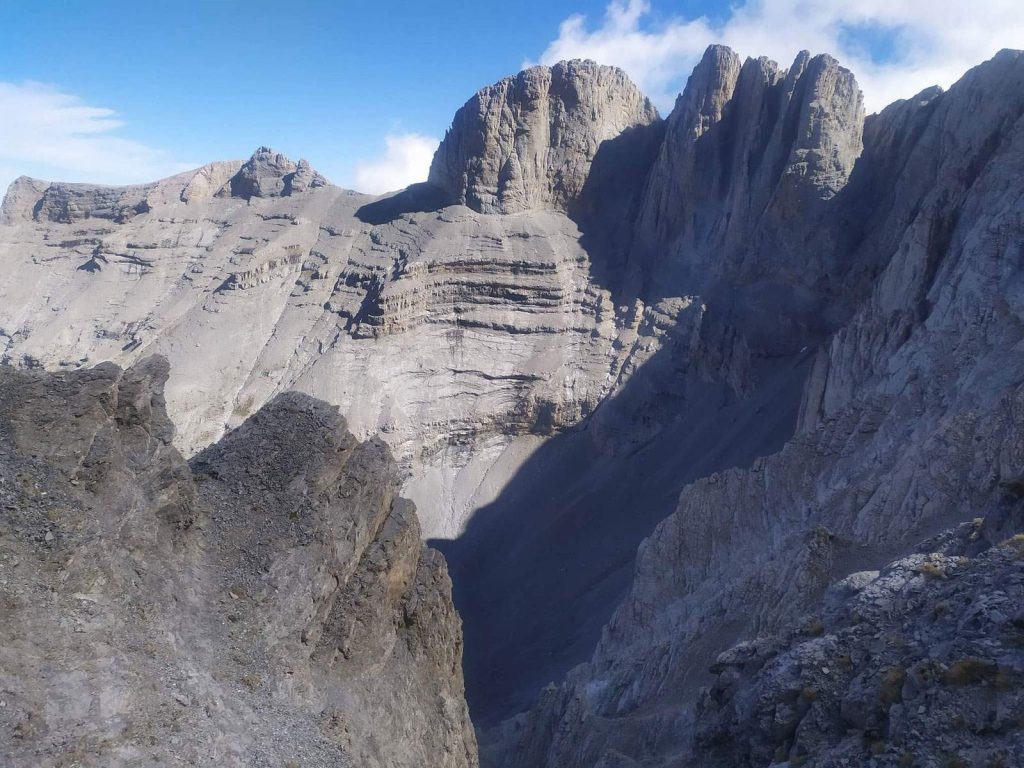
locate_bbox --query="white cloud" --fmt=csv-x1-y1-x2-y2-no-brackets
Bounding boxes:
534,0,1024,113
352,133,439,194
0,81,192,194
534,1,715,109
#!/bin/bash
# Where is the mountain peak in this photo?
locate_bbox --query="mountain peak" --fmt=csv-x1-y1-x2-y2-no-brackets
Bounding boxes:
224,147,328,199
428,59,658,214
0,176,49,225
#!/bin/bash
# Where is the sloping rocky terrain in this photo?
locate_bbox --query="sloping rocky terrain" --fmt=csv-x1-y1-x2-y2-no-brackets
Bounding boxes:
2,43,1024,768
484,48,1024,767
692,530,1024,767
0,357,475,767
0,143,652,545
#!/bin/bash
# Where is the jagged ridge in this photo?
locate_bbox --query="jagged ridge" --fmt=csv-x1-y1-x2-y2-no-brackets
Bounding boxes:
489,48,1024,768
0,356,476,767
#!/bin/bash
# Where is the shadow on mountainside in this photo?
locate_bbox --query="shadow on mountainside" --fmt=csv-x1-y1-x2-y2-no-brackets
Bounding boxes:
431,335,815,726
353,123,664,307
568,121,666,301
359,118,839,726
355,182,453,225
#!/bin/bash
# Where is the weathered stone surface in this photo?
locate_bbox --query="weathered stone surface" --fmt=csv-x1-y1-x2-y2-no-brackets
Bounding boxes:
429,60,658,214
0,176,49,224
222,146,328,199
0,357,476,767
180,160,244,203
691,532,1024,768
629,45,865,339
487,49,1024,768
0,147,686,544
2,45,1024,768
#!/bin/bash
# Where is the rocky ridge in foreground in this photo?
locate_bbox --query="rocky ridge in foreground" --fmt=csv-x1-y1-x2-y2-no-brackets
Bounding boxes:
0,357,476,767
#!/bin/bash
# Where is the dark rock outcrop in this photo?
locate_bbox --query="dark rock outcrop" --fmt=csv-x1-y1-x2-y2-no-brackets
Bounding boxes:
0,357,476,767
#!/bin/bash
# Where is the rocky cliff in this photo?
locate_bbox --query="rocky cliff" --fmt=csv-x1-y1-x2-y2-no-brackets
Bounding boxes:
428,59,658,214
629,46,864,336
0,133,658,545
439,46,872,728
2,44,1023,768
485,49,1024,768
0,357,476,767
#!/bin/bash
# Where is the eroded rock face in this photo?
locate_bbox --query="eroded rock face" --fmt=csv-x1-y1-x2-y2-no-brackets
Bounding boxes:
0,176,49,224
180,160,244,203
23,180,156,224
487,50,1024,768
432,47,869,729
692,531,1024,768
0,145,680,544
630,46,865,337
223,147,328,199
0,357,476,767
428,60,658,214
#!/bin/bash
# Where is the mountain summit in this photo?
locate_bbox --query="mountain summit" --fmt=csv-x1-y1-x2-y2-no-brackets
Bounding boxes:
429,59,658,213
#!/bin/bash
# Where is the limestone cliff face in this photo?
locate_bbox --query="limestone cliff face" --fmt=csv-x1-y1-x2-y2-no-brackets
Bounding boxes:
432,48,871,730
428,60,658,214
3,45,1024,768
0,357,476,767
488,50,1024,768
631,45,865,344
0,144,675,543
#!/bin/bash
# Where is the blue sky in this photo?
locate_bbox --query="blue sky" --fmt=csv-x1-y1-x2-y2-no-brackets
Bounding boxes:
0,1,1020,193
0,1,612,188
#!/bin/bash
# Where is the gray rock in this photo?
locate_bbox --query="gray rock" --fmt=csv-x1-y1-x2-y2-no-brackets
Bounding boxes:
629,45,865,339
487,48,1024,768
692,537,1024,768
0,357,476,767
429,59,658,213
179,160,244,203
224,146,328,199
0,176,48,224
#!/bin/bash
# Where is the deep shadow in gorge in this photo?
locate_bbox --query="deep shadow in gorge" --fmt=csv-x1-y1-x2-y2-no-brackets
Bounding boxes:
429,119,825,724
431,340,815,726
427,107,850,726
